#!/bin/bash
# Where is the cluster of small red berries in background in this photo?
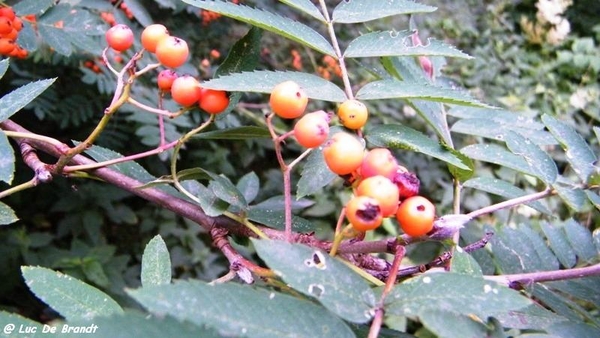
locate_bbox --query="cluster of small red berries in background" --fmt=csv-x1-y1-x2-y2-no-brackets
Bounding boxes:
268,80,437,237
104,23,230,115
0,6,28,59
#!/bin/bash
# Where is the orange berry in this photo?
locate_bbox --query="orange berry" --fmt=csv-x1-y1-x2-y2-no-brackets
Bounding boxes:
0,7,16,21
293,111,330,148
157,69,178,92
0,17,12,35
360,148,399,180
396,196,435,237
356,175,400,217
0,38,16,55
155,36,189,68
346,196,383,232
269,80,308,119
141,24,169,53
105,24,134,52
337,99,368,130
322,132,365,175
199,88,230,114
170,75,202,106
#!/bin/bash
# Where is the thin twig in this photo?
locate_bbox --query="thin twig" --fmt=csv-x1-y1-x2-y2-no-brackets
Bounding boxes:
368,245,406,338
485,262,600,287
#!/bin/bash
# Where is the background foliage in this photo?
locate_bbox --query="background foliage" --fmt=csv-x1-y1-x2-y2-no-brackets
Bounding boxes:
0,0,598,337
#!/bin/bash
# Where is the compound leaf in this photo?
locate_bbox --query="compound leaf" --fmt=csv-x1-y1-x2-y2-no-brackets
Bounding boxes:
332,0,435,23
183,0,335,56
21,266,123,321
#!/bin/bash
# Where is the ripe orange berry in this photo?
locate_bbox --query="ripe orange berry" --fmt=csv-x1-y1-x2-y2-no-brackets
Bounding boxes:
360,148,399,180
170,75,202,106
0,7,16,21
322,132,365,175
199,88,230,114
337,99,368,130
396,196,435,237
269,80,308,119
155,36,189,68
141,24,169,53
0,38,16,55
356,175,400,217
0,17,13,35
293,111,330,148
2,28,17,40
157,69,178,92
346,196,383,232
11,17,22,31
105,24,134,52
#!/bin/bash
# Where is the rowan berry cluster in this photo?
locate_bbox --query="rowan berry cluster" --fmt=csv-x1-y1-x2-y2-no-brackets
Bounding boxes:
104,23,229,115
0,7,28,59
269,80,436,237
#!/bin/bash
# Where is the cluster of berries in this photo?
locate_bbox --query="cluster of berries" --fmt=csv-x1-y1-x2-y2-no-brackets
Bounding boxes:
0,7,27,59
105,24,229,115
268,80,436,237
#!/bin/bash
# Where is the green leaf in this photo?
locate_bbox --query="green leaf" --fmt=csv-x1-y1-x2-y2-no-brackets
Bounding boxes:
247,208,315,233
182,0,335,56
201,70,347,102
21,266,123,321
297,147,337,198
81,260,110,288
332,0,436,23
0,131,15,184
384,57,453,144
541,114,597,182
127,281,355,338
448,106,545,129
0,201,18,225
123,0,153,26
203,170,248,210
540,221,577,269
0,59,8,79
356,79,492,107
38,24,73,56
386,273,531,320
490,225,558,273
587,190,600,211
447,147,475,182
548,320,600,338
13,0,54,15
141,235,171,287
0,311,43,335
194,182,229,217
193,126,271,140
253,239,376,323
418,309,489,338
463,177,551,215
344,30,471,59
495,304,568,330
237,172,260,204
563,219,596,263
0,79,56,122
216,26,262,78
505,131,558,185
451,118,558,146
279,0,325,22
594,126,600,145
460,144,533,176
63,310,221,338
365,124,471,170
450,247,482,276
553,181,588,212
